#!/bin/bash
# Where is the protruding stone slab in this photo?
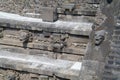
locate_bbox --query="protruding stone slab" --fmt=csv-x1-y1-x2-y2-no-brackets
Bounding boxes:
0,50,82,80
0,11,93,36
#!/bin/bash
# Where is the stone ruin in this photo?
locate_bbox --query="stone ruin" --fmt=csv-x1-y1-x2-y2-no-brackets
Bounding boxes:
0,0,119,80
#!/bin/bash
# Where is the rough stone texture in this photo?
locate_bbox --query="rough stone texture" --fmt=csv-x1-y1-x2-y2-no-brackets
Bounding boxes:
80,0,120,80
79,60,105,80
0,11,93,62
0,0,113,80
100,0,120,80
81,0,114,80
0,0,100,18
0,12,93,36
0,50,81,80
0,11,94,80
41,7,58,22
102,19,120,80
0,68,71,80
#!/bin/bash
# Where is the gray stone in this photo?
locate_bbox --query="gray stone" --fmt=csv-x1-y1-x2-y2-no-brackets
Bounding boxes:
41,7,58,22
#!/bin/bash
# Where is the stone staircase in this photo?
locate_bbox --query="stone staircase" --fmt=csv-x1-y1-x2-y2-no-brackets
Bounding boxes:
103,20,120,80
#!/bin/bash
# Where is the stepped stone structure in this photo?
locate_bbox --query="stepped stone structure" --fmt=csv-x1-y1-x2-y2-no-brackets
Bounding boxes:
103,18,120,80
100,0,120,80
0,0,101,80
81,0,120,80
0,0,119,80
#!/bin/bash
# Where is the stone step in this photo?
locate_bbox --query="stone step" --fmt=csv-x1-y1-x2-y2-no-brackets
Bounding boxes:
113,34,120,37
105,64,120,70
111,40,120,45
111,43,120,48
111,47,120,54
0,39,85,56
0,11,93,36
112,35,120,40
113,28,120,35
107,59,114,65
0,50,82,80
107,59,120,66
102,75,117,80
103,23,120,80
104,64,114,70
103,69,113,76
115,59,120,65
114,29,120,31
108,53,120,59
115,25,120,29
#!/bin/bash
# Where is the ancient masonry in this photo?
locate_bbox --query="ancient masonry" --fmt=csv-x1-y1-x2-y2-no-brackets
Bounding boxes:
103,17,120,80
0,0,101,80
0,0,119,80
101,0,120,80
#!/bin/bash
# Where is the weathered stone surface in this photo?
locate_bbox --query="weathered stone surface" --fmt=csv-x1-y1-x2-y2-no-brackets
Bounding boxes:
0,12,93,36
100,0,120,80
0,0,99,17
0,11,93,65
0,1,107,80
41,7,58,22
0,50,82,80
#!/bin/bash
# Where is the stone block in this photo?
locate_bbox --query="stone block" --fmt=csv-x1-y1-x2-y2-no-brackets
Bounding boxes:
41,7,58,22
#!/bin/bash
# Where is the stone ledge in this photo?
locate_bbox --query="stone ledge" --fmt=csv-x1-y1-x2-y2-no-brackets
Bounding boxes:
0,50,82,80
0,11,93,36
